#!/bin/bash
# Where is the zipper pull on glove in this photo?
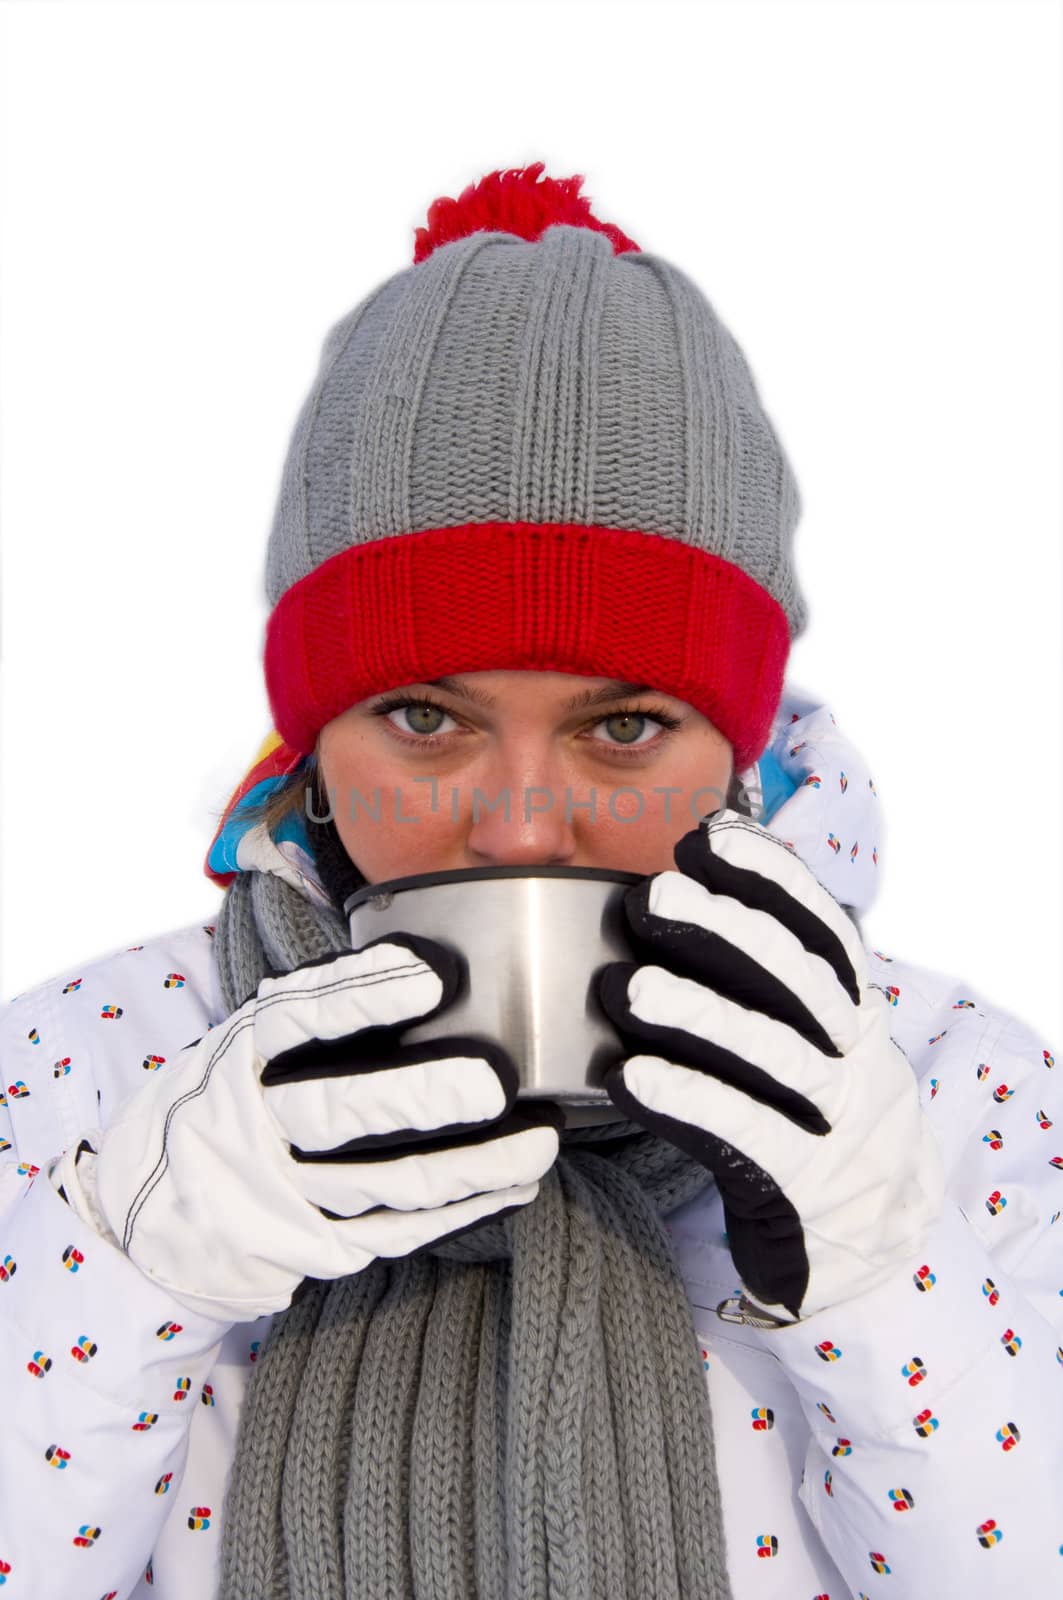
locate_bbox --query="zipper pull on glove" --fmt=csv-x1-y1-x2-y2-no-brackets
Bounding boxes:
598,809,946,1324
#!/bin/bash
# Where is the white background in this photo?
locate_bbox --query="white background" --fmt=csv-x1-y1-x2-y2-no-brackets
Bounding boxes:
1,0,1060,1043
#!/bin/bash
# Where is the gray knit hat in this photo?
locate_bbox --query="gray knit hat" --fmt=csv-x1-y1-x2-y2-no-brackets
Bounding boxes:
262,162,806,771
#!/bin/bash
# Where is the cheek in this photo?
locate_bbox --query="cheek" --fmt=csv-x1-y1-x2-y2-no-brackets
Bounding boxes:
319,735,466,881
555,735,733,871
580,764,732,871
605,737,731,814
339,816,460,883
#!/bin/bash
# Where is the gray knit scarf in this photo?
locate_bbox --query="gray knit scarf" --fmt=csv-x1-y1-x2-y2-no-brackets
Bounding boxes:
210,862,734,1600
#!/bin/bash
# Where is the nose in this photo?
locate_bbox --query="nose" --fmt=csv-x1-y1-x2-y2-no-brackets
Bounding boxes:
462,749,579,866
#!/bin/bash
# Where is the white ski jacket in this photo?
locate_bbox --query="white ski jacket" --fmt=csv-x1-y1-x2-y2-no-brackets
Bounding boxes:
1,687,1060,1598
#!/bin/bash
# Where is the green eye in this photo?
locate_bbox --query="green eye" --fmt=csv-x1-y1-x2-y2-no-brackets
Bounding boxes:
399,702,446,735
370,694,460,742
601,712,651,746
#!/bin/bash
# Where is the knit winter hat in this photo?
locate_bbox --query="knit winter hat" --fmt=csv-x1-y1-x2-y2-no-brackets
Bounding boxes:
263,162,807,774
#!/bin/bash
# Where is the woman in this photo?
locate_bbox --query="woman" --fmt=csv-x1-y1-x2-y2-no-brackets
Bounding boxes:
1,163,1059,1600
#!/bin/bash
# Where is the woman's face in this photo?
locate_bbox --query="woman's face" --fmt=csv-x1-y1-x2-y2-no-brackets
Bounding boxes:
316,670,734,883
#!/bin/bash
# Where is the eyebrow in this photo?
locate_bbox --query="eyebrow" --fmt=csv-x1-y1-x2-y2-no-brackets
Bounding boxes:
422,676,659,713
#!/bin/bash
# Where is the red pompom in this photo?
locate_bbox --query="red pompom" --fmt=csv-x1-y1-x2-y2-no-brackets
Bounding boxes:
413,161,641,264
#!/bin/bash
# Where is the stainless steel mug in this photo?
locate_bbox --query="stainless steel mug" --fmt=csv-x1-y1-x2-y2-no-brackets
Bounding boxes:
345,866,642,1120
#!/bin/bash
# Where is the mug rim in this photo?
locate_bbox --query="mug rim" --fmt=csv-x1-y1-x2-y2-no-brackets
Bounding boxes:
344,863,644,916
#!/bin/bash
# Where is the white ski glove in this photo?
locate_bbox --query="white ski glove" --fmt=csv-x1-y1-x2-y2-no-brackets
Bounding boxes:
53,933,562,1323
597,809,947,1325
